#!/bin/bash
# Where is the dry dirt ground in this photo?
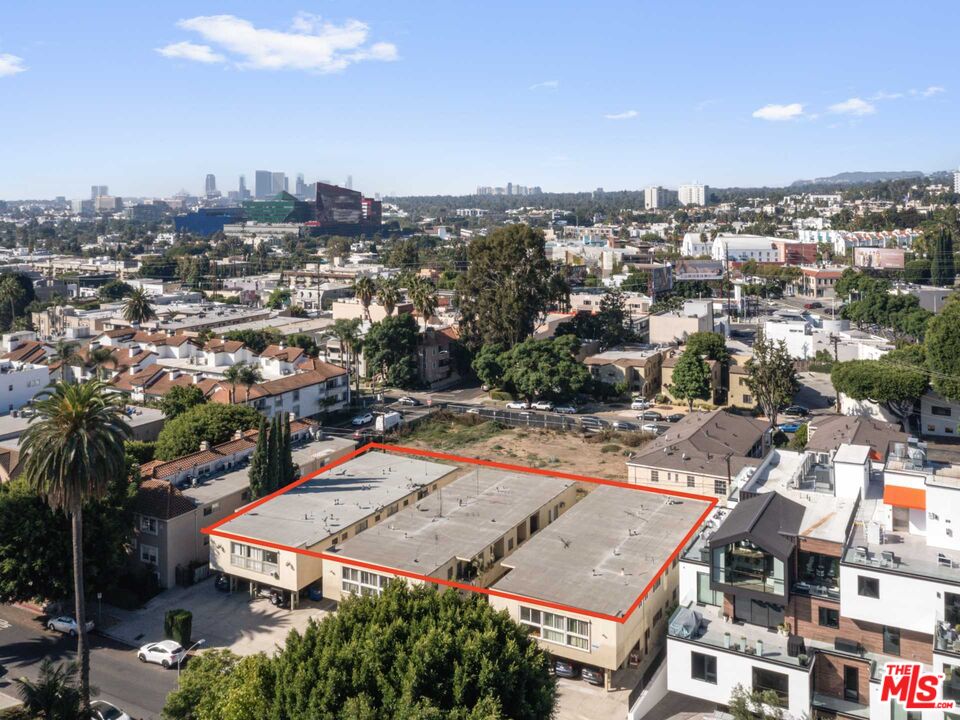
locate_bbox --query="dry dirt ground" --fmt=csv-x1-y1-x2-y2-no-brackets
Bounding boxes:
398,413,650,480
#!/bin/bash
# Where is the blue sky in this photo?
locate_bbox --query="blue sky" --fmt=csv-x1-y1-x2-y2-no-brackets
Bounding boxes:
1,1,958,200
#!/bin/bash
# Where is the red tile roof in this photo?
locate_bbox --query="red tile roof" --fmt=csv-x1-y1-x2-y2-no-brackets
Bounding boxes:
133,479,196,520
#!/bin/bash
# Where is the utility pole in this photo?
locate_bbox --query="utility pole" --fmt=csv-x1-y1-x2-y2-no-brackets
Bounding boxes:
829,333,840,362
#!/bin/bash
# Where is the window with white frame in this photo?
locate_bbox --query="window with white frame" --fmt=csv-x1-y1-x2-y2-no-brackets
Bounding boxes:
230,541,279,575
139,544,158,565
139,515,158,535
519,606,590,650
341,567,390,597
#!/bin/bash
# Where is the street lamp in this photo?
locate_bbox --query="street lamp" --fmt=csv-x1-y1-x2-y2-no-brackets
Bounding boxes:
178,638,206,685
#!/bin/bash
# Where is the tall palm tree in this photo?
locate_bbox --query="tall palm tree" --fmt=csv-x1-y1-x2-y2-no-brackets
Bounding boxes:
19,381,131,712
376,276,401,317
14,659,83,720
122,287,156,326
352,276,376,323
0,274,25,329
86,346,115,381
331,318,361,395
53,339,81,365
222,363,242,405
235,362,263,403
408,275,438,330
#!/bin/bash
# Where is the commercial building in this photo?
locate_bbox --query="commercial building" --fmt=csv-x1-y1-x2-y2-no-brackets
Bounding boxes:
313,183,382,235
242,192,313,224
174,207,246,237
793,266,845,298
712,234,784,265
681,232,714,258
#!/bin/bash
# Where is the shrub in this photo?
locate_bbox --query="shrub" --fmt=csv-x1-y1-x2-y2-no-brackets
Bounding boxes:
490,390,513,401
124,440,156,464
601,444,621,453
655,393,670,404
164,608,193,647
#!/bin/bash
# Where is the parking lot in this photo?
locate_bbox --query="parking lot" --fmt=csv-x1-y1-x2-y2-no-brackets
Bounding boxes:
101,577,334,656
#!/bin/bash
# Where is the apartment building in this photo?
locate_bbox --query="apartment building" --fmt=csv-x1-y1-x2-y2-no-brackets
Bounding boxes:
727,355,757,410
679,184,709,207
645,186,678,210
661,352,723,406
666,437,960,720
649,300,714,344
583,347,663,398
627,410,769,498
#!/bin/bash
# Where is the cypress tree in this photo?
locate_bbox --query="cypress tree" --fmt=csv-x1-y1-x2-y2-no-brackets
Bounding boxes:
930,227,956,288
281,414,295,487
248,416,268,499
265,415,280,494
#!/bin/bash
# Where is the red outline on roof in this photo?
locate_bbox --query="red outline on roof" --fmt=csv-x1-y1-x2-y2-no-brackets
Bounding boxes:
202,442,717,625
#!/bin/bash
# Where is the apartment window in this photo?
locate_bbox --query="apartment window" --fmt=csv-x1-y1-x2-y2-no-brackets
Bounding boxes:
355,519,368,534
691,652,717,684
883,625,901,656
687,475,695,488
697,572,722,606
519,606,590,651
139,544,158,565
650,470,659,482
714,479,727,495
342,567,389,597
857,576,879,599
932,406,952,417
139,516,158,535
752,667,789,705
230,541,279,575
653,609,663,626
818,607,840,628
742,395,752,404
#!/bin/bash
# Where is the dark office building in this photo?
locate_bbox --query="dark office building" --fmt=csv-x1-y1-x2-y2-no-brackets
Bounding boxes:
312,182,381,235
242,192,313,224
174,207,245,237
128,202,171,223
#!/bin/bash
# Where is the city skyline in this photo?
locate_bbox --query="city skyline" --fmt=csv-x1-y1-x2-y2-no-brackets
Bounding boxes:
0,1,958,199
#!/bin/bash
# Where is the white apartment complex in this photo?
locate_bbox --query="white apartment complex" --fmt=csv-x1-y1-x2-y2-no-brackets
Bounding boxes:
679,184,709,207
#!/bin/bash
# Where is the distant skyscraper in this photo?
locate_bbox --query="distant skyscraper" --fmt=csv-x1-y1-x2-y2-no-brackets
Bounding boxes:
271,172,287,196
90,185,108,200
239,175,249,200
205,174,217,198
254,171,272,199
678,184,708,206
295,173,306,199
346,175,353,190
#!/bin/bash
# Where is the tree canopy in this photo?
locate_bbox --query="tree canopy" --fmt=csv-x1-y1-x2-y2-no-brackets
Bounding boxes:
669,350,712,410
497,335,590,402
830,348,929,430
158,385,207,419
363,312,420,389
164,583,556,720
924,296,960,401
745,330,799,428
155,403,262,461
683,331,730,363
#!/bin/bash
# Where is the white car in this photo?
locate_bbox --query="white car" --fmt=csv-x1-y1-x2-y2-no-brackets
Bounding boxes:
630,399,652,410
505,401,530,409
640,422,662,435
91,701,133,720
138,639,186,668
46,616,94,636
531,401,553,411
554,405,577,414
351,412,374,426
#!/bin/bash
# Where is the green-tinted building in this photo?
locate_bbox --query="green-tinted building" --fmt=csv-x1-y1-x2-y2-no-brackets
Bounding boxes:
242,191,314,224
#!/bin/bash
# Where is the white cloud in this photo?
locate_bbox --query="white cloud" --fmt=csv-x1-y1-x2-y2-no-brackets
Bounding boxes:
828,97,876,116
751,103,804,121
156,41,225,64
160,14,398,73
0,53,27,77
920,85,945,97
871,90,904,101
530,80,559,91
604,109,638,120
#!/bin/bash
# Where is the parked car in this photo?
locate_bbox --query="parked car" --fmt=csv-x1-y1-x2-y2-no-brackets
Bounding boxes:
91,701,133,720
777,422,802,433
580,666,604,686
612,420,639,431
506,400,530,409
580,416,609,431
397,396,421,406
641,423,663,435
214,574,230,592
666,413,685,423
531,400,554,411
639,410,663,421
630,399,652,410
138,640,186,668
351,412,374,426
782,405,808,417
803,301,823,310
554,659,578,678
46,616,94,637
554,405,577,414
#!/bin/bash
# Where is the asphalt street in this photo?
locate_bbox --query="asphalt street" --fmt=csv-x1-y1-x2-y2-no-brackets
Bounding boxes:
0,604,175,719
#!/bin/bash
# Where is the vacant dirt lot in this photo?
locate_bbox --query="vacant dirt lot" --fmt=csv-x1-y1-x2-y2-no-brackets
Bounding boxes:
399,413,651,480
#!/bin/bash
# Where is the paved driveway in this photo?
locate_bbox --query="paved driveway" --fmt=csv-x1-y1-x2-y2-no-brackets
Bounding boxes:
101,578,334,656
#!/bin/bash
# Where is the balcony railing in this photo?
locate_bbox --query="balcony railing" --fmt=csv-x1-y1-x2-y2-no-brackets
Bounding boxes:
935,622,960,656
231,555,279,576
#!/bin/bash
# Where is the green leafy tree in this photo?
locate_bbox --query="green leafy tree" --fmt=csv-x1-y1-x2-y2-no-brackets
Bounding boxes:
98,279,133,301
456,224,559,349
831,347,929,430
363,313,420,389
18,380,132,711
0,273,33,331
13,659,83,720
248,416,269,499
903,259,931,285
222,328,283,354
471,343,505,389
122,287,157,326
728,684,784,720
923,297,960,401
164,583,556,720
745,330,799,429
265,415,280,495
596,288,630,349
155,404,261,461
670,350,712,411
788,423,808,450
684,331,729,363
285,333,319,357
330,318,362,395
265,287,291,310
499,335,590,402
159,384,207,419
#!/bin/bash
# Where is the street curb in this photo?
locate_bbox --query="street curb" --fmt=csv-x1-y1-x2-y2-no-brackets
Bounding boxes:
13,602,43,615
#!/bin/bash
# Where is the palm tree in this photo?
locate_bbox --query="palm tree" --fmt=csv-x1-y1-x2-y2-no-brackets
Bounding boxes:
86,346,115,381
353,276,376,323
14,659,83,720
0,274,25,329
53,339,81,365
236,362,263,403
408,275,438,330
122,287,156,326
331,318,361,396
376,276,401,317
19,381,131,712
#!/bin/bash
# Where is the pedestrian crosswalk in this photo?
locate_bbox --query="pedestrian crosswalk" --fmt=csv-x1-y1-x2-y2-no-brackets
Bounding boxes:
0,618,10,630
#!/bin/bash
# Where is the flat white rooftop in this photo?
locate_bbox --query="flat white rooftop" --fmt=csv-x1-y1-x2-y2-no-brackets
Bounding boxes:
330,467,575,575
212,451,456,550
492,486,710,618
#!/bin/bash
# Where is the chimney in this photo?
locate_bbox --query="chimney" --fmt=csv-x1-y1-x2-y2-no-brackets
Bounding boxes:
233,429,243,441
199,440,210,452
279,341,287,350
128,347,136,358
